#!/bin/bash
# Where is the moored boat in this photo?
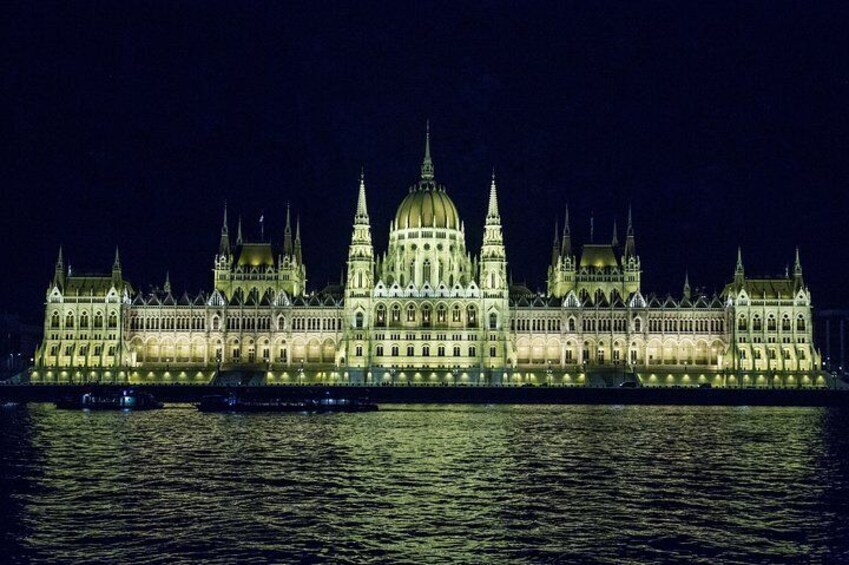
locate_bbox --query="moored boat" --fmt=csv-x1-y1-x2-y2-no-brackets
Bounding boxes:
55,389,163,411
197,393,378,413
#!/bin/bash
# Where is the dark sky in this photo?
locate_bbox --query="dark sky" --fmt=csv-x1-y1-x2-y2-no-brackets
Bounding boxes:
2,2,848,322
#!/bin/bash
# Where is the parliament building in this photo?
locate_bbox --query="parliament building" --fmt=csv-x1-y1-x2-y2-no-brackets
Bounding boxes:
32,130,825,387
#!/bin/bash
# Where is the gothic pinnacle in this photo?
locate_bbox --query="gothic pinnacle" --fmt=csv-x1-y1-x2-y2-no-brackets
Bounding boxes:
421,121,434,181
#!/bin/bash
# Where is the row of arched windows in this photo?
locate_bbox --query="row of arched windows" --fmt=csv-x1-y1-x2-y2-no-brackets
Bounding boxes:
374,344,478,357
738,314,805,332
374,303,478,328
51,311,116,330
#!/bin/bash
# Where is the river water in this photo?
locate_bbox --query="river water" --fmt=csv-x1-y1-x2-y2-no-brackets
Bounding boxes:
1,404,848,564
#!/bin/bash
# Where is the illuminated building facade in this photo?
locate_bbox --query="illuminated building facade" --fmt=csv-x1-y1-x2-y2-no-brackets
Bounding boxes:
32,130,824,387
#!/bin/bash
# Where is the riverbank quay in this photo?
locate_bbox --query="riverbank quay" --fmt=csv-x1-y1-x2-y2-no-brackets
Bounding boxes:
3,384,849,407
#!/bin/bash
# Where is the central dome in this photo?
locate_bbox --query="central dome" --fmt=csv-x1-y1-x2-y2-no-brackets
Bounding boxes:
394,188,460,229
393,123,461,230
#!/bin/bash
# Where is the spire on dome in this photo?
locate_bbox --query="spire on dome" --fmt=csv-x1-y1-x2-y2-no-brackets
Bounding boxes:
420,121,434,181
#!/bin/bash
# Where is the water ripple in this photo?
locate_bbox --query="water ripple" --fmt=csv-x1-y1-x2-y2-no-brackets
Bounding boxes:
1,404,849,563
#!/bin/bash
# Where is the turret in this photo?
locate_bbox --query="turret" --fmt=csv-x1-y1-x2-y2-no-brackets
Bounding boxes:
345,169,375,297
480,170,507,293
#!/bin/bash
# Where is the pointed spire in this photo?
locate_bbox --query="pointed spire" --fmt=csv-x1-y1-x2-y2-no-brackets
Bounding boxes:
420,121,435,182
111,246,122,285
612,219,619,248
53,245,65,287
624,204,636,258
486,168,500,221
793,246,804,287
164,271,171,294
734,246,745,285
683,271,691,300
590,211,595,243
355,168,369,221
295,215,303,264
236,216,243,245
551,219,560,265
561,205,572,258
219,202,231,256
284,203,293,256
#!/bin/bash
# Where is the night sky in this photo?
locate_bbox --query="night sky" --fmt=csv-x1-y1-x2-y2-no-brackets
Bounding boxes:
2,2,848,322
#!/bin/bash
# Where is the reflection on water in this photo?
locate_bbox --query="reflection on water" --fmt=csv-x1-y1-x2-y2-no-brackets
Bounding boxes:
2,404,849,563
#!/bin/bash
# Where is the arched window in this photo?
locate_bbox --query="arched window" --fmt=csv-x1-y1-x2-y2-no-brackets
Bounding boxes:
467,306,477,328
65,313,74,328
797,316,806,331
452,305,462,323
375,345,384,357
376,305,386,327
568,317,576,332
437,304,446,323
212,316,220,331
391,304,401,324
51,311,60,329
782,315,791,331
277,315,285,330
423,260,431,284
94,312,103,328
108,312,117,329
422,305,431,327
468,345,477,357
738,316,748,331
634,318,642,332
407,344,414,356
752,315,762,331
406,304,416,322
767,315,776,331
422,345,430,357
391,345,399,356
489,312,498,330
80,312,89,328
355,312,364,329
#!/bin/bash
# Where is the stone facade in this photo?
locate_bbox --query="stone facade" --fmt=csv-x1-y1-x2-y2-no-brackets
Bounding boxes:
32,130,824,387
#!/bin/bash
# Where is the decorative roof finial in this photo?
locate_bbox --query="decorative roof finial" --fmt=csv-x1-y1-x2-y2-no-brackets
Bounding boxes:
236,216,243,245
113,246,121,269
164,271,171,294
421,121,434,182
